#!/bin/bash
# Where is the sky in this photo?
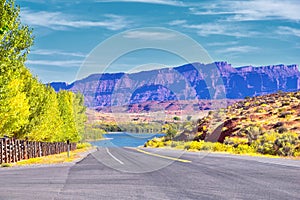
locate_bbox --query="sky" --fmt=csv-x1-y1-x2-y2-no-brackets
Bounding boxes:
16,0,300,83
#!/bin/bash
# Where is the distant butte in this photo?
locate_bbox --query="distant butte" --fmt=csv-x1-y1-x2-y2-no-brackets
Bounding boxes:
50,62,300,111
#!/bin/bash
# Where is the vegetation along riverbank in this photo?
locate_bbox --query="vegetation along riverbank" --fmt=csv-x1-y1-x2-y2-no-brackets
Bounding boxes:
145,91,300,158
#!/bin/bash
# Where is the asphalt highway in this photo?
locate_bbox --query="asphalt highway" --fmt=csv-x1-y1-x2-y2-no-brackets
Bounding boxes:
1,147,299,200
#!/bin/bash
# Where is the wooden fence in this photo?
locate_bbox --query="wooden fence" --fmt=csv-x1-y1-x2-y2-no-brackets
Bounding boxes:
0,138,76,164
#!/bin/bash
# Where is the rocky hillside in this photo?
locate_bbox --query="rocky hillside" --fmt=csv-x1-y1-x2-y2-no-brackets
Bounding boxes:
50,62,300,109
180,91,300,145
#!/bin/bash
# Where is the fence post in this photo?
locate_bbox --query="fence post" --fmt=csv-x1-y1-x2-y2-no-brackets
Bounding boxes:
8,139,11,163
67,140,70,158
45,142,48,156
27,141,32,159
12,139,15,162
4,139,8,163
0,139,2,164
0,138,77,163
16,140,19,162
50,142,53,155
32,141,35,158
11,139,14,163
10,139,13,163
9,139,13,163
17,140,22,161
38,142,40,157
24,140,28,160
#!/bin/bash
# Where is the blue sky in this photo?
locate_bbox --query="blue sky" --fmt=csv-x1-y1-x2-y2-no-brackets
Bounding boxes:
17,0,300,83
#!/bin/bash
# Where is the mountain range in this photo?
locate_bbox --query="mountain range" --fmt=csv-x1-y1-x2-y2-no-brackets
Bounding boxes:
50,61,300,110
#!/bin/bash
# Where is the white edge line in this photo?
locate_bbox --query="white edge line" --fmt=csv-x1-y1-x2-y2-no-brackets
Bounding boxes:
105,147,124,165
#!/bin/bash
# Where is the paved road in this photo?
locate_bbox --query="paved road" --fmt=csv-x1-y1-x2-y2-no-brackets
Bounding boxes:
1,148,300,200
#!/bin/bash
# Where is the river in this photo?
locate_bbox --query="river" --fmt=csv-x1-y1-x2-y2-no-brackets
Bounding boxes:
90,132,165,147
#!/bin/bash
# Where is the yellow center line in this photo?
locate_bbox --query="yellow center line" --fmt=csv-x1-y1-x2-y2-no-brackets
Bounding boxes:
126,147,192,163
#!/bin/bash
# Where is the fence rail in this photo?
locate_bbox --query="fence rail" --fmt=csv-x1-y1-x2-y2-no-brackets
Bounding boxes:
0,138,76,164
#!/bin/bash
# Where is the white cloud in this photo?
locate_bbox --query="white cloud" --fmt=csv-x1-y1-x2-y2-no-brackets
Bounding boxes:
168,20,187,26
169,18,257,37
276,26,300,37
26,60,83,67
31,49,86,57
182,23,257,37
18,0,44,2
189,0,300,22
189,7,235,16
207,41,239,46
123,30,178,40
21,9,130,30
97,0,187,7
216,46,259,54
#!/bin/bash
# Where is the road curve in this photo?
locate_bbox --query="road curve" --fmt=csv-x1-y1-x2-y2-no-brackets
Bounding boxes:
0,148,299,200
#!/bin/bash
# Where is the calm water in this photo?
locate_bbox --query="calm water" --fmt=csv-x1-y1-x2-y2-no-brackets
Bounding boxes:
90,132,165,147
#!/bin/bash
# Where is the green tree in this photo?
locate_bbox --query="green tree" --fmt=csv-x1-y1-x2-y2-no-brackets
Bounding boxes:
173,116,180,121
0,0,33,62
73,92,87,137
0,71,30,137
162,124,177,140
57,90,79,142
21,81,63,142
0,0,87,143
0,0,33,138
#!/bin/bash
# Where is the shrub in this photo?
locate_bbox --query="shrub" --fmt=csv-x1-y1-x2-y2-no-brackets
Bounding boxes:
184,145,190,150
1,163,12,168
164,140,172,146
257,142,275,155
224,137,234,145
146,139,165,148
244,126,262,143
273,122,284,128
155,141,165,148
174,144,185,150
189,141,203,150
163,125,178,140
200,142,215,151
279,111,292,118
213,142,233,152
255,131,300,156
224,137,248,146
255,131,278,155
244,102,250,107
146,137,166,148
281,102,290,106
170,142,177,148
77,142,92,149
173,116,180,121
277,127,288,134
274,132,300,156
256,108,265,113
152,137,163,142
184,142,191,150
145,140,154,147
234,144,256,154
